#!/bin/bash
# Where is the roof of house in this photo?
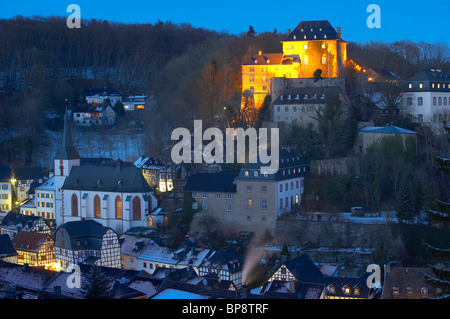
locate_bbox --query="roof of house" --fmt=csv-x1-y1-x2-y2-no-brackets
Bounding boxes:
242,52,284,66
184,172,238,193
0,164,11,182
11,231,50,253
200,247,243,274
359,125,417,135
0,211,44,232
36,176,55,192
14,166,43,181
260,280,324,299
58,219,109,238
85,87,121,97
73,102,115,114
406,69,450,83
54,113,81,160
284,20,340,42
134,156,170,169
62,163,153,193
237,149,310,181
0,234,18,258
283,254,324,280
79,157,114,167
381,266,441,299
273,87,343,105
109,282,147,299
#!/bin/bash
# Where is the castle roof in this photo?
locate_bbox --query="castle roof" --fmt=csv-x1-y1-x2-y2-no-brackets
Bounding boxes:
284,20,341,42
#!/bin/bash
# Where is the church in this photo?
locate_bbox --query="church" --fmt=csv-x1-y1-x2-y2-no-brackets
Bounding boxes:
53,114,158,233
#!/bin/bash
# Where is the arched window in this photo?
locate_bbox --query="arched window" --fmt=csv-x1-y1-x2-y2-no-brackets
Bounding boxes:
115,196,122,219
132,196,141,220
71,194,78,217
148,217,153,227
94,195,101,218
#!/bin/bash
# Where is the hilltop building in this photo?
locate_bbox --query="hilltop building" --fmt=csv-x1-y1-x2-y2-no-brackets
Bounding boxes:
242,20,349,109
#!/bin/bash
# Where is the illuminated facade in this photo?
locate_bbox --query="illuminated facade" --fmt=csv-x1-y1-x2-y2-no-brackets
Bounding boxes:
12,231,55,267
242,20,348,109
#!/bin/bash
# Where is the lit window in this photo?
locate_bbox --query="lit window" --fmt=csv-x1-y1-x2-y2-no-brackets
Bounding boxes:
393,287,400,295
322,56,327,65
419,83,423,88
408,83,412,89
304,57,308,65
247,199,252,208
321,43,326,49
421,287,429,297
245,170,249,176
304,44,308,50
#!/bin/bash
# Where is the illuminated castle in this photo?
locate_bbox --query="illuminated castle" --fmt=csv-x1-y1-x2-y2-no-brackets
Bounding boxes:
242,20,348,109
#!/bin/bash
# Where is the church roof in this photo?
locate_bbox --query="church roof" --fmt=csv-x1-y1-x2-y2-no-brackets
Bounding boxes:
62,161,153,193
54,113,80,161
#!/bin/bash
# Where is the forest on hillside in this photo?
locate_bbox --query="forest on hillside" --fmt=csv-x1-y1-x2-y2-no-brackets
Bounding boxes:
0,16,449,168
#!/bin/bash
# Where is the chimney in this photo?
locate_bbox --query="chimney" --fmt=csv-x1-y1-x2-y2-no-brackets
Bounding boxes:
337,27,342,40
287,28,291,35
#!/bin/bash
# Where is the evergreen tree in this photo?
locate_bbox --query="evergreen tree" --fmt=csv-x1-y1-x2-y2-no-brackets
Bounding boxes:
396,180,415,223
424,126,450,299
81,265,111,299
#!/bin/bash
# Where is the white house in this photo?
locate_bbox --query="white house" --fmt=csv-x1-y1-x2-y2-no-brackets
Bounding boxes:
0,165,12,213
73,103,116,126
402,69,450,134
35,175,56,222
123,95,151,111
85,88,122,106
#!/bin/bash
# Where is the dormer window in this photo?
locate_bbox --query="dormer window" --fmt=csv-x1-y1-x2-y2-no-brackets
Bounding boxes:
343,286,351,295
254,171,259,177
324,34,327,39
408,83,412,89
327,285,336,293
421,287,429,297
354,287,360,295
245,170,249,177
393,287,400,295
406,287,413,296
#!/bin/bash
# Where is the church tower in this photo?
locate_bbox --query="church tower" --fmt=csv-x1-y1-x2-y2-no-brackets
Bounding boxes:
54,112,81,226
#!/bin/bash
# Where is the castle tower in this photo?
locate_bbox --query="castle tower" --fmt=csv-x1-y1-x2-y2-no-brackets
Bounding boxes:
54,113,81,226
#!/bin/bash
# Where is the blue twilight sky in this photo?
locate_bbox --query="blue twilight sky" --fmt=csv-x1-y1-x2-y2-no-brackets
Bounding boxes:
1,0,449,45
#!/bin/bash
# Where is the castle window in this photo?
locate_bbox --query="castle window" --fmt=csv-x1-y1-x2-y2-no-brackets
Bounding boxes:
249,74,254,82
304,44,308,50
247,199,252,208
322,43,326,49
418,97,423,105
408,83,413,89
322,56,327,65
304,57,309,65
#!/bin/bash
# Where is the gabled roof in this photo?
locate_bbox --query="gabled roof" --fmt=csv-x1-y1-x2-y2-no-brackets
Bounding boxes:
54,113,81,160
285,20,340,42
84,87,121,97
58,219,109,239
14,166,43,181
260,280,324,299
200,247,243,274
62,163,152,193
12,231,50,253
359,125,417,135
0,211,43,232
283,254,324,280
184,172,238,193
109,282,147,299
242,53,284,66
0,234,18,258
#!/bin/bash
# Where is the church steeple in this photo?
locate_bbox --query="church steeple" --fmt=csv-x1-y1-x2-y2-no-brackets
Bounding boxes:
55,112,80,160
